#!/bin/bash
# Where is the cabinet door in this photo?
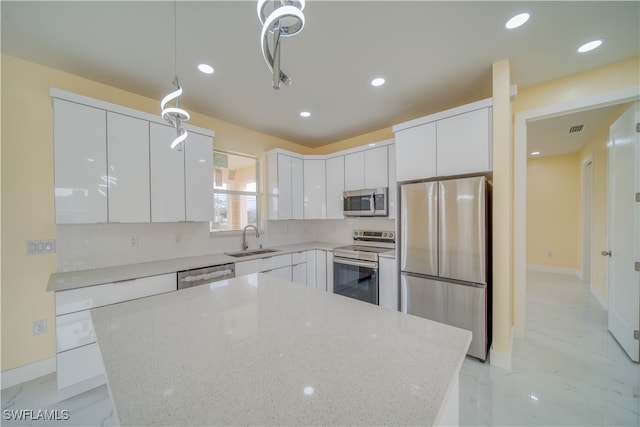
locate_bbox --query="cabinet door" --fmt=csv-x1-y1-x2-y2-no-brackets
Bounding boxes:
107,112,150,223
325,251,333,292
266,153,279,220
235,260,259,277
344,151,365,190
395,122,437,181
364,146,388,188
266,265,292,282
436,108,491,176
277,154,292,220
185,132,213,222
388,144,397,220
325,156,345,219
292,262,307,285
53,99,107,224
316,250,327,291
306,250,317,288
150,123,185,222
379,256,398,311
304,159,326,219
291,156,304,220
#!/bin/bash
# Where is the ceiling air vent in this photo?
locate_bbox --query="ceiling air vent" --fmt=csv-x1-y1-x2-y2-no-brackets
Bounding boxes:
569,124,584,133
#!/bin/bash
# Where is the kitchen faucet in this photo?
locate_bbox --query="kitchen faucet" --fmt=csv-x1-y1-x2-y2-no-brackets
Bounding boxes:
242,225,259,251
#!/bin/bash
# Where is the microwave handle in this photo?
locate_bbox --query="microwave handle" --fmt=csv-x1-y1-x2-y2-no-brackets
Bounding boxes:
370,193,375,214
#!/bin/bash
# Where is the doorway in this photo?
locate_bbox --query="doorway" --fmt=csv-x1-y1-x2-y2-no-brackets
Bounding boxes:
514,86,639,339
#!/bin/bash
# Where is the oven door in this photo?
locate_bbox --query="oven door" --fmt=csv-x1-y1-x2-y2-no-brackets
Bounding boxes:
333,257,379,305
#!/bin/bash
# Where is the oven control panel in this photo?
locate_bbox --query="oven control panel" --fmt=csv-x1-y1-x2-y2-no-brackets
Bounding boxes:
353,230,395,243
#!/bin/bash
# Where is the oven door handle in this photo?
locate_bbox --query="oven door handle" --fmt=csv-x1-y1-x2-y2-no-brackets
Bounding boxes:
333,257,378,270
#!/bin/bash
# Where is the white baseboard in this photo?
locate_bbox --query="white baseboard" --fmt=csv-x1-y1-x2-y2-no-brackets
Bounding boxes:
1,357,56,390
527,264,580,277
591,284,608,311
489,326,513,371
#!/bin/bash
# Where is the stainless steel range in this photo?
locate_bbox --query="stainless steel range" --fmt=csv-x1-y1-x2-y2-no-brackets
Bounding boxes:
333,230,395,305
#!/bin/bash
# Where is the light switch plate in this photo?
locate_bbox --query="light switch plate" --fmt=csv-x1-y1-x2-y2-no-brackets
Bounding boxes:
26,239,56,255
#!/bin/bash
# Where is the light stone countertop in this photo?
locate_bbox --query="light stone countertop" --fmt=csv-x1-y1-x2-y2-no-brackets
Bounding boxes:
91,273,471,426
47,241,343,292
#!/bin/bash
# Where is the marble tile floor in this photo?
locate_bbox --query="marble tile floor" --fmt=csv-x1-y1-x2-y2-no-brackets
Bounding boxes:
460,271,640,426
2,271,638,426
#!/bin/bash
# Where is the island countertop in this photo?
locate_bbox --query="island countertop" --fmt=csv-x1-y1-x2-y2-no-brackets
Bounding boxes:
91,273,471,426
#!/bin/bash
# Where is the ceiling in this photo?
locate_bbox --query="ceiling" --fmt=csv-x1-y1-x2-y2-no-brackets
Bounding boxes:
2,1,639,148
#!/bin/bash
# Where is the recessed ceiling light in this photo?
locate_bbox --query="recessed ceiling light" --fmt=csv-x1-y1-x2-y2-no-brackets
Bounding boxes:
300,111,311,118
530,151,541,156
368,143,376,147
505,12,530,30
197,63,214,74
371,77,385,87
577,39,603,53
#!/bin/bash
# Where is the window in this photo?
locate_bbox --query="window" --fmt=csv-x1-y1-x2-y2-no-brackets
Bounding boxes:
211,151,258,233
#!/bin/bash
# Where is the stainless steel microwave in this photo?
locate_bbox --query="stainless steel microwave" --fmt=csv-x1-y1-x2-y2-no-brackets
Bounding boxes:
343,188,388,217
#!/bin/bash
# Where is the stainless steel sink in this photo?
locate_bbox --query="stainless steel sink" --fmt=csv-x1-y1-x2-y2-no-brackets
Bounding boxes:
225,248,280,258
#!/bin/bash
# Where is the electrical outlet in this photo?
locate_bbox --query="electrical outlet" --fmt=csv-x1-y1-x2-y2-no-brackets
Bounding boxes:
33,319,47,335
25,239,56,255
175,232,182,244
130,236,139,247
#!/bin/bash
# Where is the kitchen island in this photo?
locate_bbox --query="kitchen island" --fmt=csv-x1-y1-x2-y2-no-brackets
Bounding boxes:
91,273,471,426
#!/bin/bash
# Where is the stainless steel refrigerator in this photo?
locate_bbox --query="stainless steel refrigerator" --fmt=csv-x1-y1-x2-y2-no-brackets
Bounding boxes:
400,176,491,361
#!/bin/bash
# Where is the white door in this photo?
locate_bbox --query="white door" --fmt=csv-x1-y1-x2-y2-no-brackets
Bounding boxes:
607,101,640,362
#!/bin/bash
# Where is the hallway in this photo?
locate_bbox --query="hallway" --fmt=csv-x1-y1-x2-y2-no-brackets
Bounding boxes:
460,271,639,426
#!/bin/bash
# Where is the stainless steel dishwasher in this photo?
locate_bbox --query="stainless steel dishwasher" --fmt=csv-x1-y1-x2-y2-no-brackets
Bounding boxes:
177,263,235,290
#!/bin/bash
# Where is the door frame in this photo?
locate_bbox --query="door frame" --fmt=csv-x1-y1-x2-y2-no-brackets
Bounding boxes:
581,154,593,285
513,86,640,339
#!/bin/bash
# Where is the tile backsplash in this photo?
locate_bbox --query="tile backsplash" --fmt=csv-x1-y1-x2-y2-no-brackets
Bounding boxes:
56,218,395,271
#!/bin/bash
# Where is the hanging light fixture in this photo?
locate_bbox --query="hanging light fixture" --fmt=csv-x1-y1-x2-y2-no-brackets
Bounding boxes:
257,0,306,89
160,1,190,150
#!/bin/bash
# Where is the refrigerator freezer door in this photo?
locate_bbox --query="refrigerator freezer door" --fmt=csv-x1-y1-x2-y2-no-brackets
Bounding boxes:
400,181,438,277
401,273,487,360
438,177,488,285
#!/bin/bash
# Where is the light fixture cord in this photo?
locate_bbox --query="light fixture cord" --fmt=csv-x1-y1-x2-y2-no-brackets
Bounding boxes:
173,0,178,82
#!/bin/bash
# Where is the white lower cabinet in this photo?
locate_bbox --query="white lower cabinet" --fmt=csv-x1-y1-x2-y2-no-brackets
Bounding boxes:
265,265,292,281
326,251,334,293
55,273,176,398
235,250,329,291
316,250,327,291
291,251,307,285
379,256,398,311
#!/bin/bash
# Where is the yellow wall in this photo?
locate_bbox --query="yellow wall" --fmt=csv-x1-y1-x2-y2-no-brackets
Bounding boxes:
514,57,640,113
526,153,581,269
0,54,311,372
579,103,632,299
491,59,513,355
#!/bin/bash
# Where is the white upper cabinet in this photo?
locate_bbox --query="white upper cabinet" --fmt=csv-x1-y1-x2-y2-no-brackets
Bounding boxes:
54,99,107,224
185,132,213,222
106,112,150,223
52,89,215,224
436,108,492,176
364,146,388,188
304,159,326,219
344,151,365,191
150,123,185,222
325,156,345,219
266,152,304,220
394,122,437,182
291,156,304,220
393,98,492,181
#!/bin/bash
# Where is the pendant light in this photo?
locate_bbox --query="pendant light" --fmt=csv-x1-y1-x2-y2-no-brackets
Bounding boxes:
160,0,190,150
257,0,305,89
